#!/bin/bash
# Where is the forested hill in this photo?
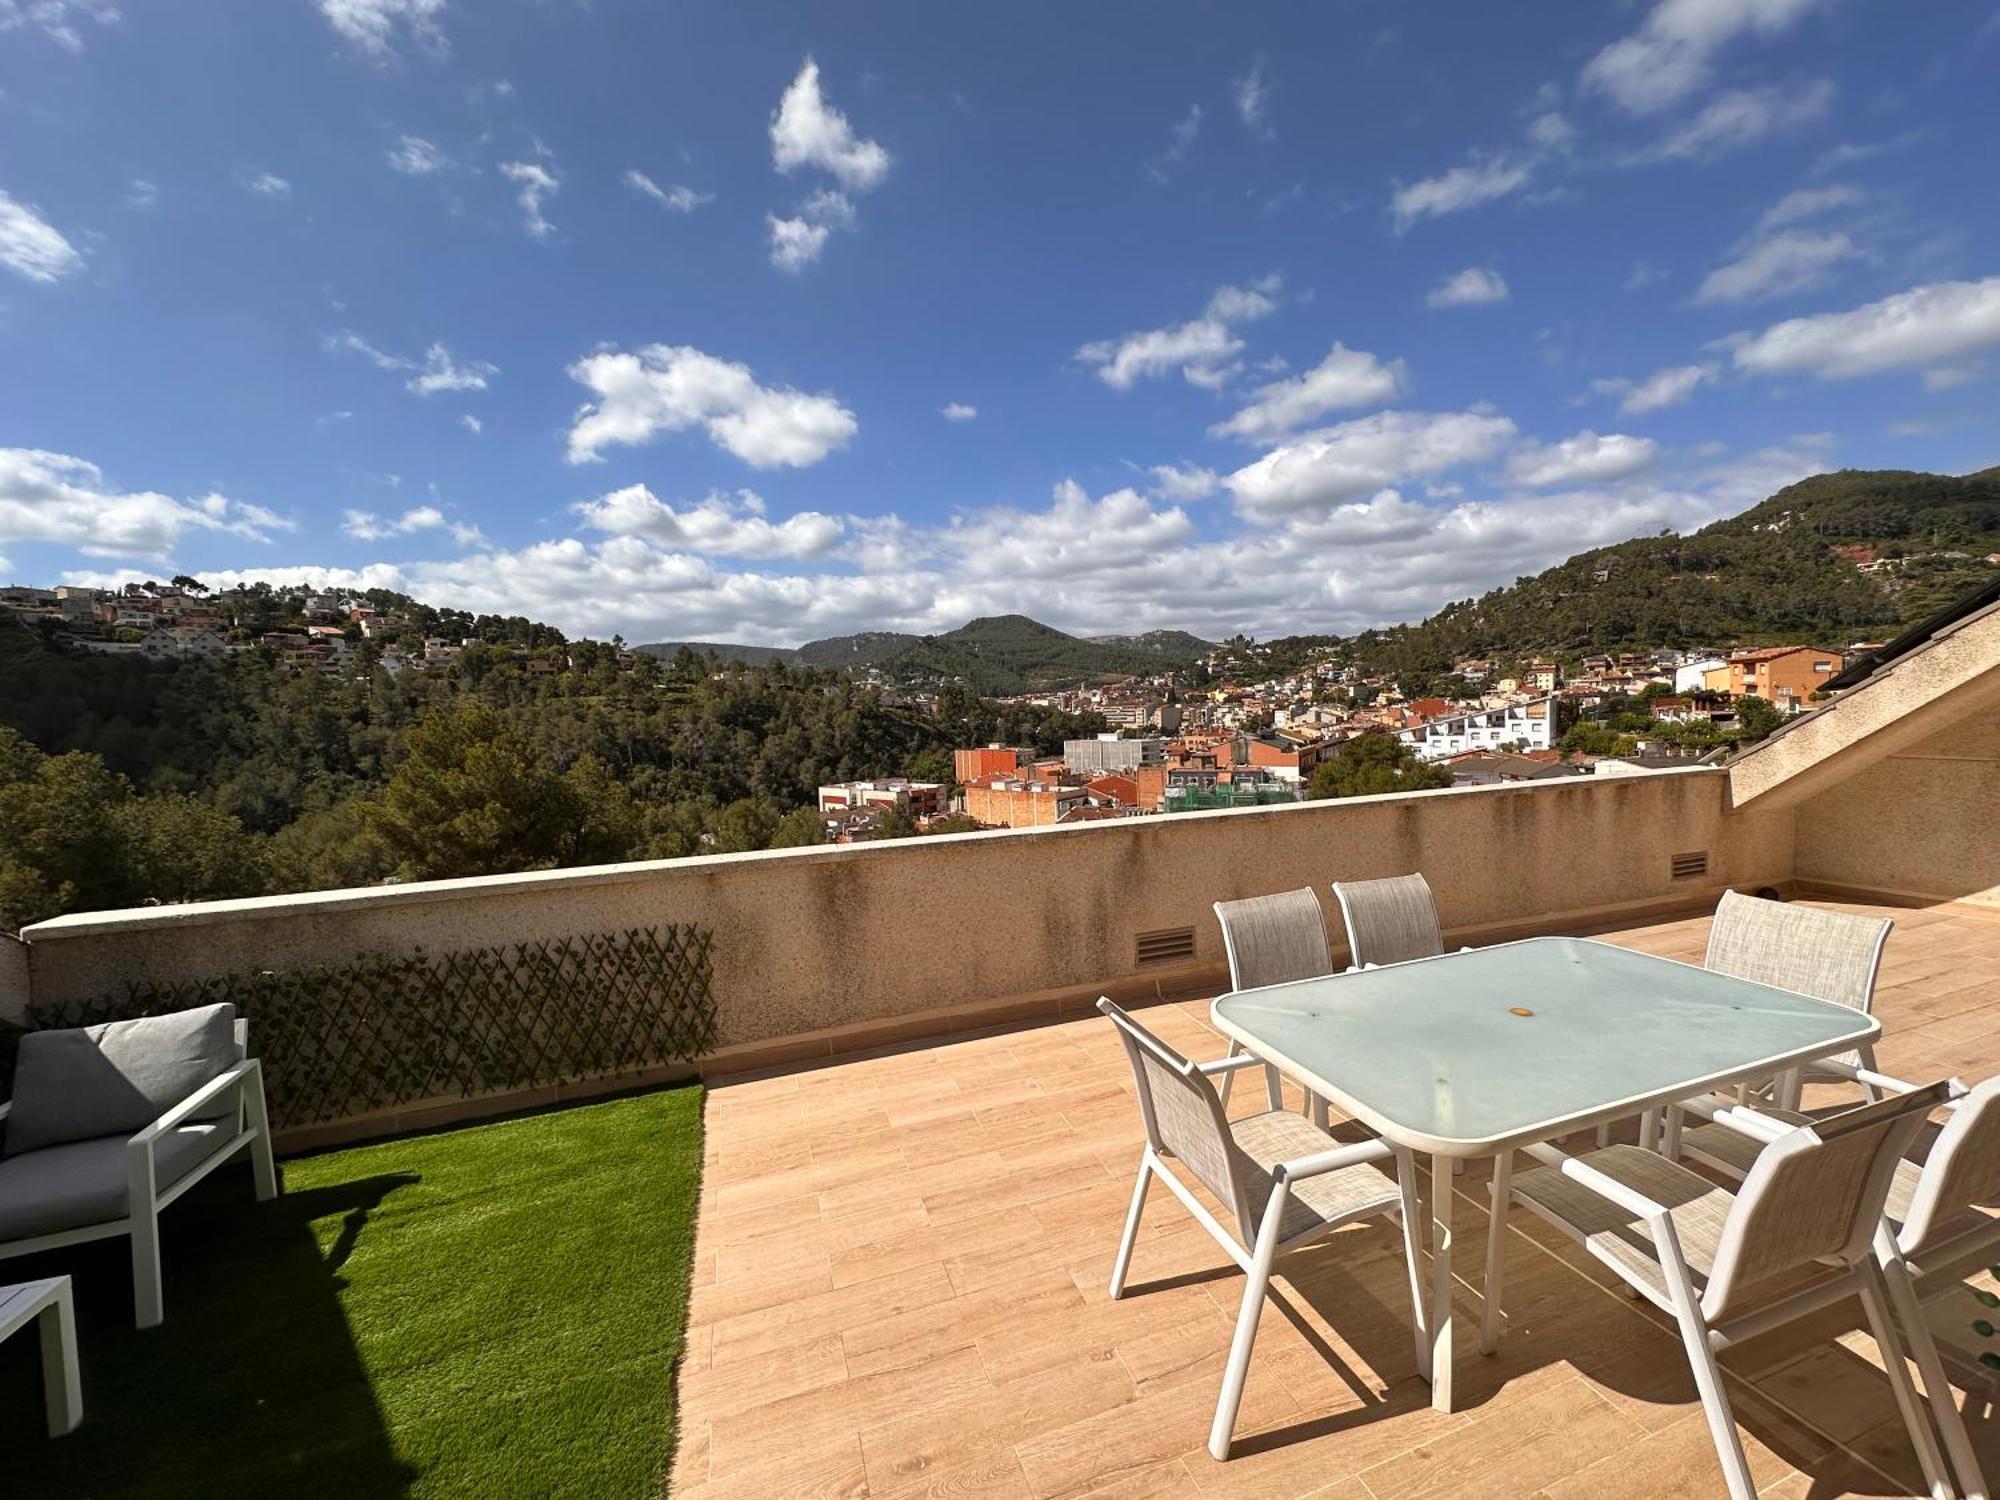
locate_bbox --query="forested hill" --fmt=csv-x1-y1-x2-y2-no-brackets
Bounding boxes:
1282,467,2000,683
642,613,1213,693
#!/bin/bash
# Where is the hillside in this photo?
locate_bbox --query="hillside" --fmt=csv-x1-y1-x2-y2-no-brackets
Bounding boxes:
642,614,1212,693
1290,467,2000,686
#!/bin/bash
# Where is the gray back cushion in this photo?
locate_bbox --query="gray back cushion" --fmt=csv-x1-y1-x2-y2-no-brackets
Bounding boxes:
5,1004,239,1156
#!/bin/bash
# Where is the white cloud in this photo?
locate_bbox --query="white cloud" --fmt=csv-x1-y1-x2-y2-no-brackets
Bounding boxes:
0,189,84,284
1225,410,1519,516
341,505,448,541
770,58,889,193
1147,463,1221,502
1506,430,1660,487
1696,229,1857,304
325,329,409,371
1210,344,1408,442
0,0,117,51
407,342,495,396
766,188,855,272
313,0,446,60
387,135,447,175
940,402,978,422
1923,365,1980,392
499,159,559,239
242,171,292,197
460,413,483,434
0,447,292,562
1234,58,1275,137
1757,183,1863,231
125,178,159,210
574,484,844,560
1076,277,1279,391
1590,363,1715,415
565,343,858,469
1390,154,1536,232
1427,267,1510,308
1582,0,1833,115
1630,80,1834,164
1730,277,2000,380
1146,105,1203,183
624,171,712,212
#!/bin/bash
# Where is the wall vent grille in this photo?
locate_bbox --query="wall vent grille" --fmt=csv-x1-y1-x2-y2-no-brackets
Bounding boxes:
1670,850,1710,881
1136,927,1197,966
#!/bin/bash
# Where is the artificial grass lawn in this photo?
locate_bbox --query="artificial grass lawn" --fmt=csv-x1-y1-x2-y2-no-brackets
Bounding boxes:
1,1085,705,1499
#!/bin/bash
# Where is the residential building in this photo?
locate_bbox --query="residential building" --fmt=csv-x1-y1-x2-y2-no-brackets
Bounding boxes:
961,776,1089,828
1397,696,1555,760
1522,660,1562,692
1703,645,1844,702
953,744,1035,783
816,779,949,820
1063,735,1165,775
1673,656,1728,694
141,627,230,662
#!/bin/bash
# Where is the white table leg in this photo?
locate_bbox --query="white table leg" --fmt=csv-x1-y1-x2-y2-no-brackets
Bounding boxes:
1428,1151,1455,1413
39,1281,82,1437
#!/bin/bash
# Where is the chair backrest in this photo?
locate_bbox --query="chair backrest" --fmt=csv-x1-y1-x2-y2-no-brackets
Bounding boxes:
1214,888,1333,992
1703,1081,1954,1321
1895,1076,2000,1262
1331,873,1444,968
1703,891,1891,1014
1096,998,1255,1240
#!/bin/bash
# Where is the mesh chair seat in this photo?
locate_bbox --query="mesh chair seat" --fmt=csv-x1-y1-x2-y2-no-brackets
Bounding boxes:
1229,1110,1402,1240
1511,1145,1737,1303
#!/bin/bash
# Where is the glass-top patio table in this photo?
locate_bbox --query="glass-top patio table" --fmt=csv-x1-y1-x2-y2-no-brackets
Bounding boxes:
1209,935,1880,1413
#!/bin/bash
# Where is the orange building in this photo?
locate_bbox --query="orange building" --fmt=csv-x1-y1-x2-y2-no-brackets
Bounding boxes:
953,744,1034,782
1703,646,1844,704
962,776,1088,828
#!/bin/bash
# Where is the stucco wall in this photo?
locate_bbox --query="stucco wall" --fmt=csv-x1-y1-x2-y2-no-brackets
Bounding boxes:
20,769,1789,1052
1794,702,2000,909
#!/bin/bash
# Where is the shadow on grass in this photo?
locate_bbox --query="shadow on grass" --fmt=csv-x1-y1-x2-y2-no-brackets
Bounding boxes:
0,1165,420,1500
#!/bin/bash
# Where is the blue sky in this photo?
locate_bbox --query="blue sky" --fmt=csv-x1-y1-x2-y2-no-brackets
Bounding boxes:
2,0,1997,645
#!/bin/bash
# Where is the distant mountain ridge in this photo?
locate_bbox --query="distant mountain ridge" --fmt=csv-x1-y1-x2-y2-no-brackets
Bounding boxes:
640,613,1214,694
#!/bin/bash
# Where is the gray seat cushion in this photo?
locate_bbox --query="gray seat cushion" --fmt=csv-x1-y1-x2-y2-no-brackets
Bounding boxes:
6,1004,238,1156
0,1124,230,1241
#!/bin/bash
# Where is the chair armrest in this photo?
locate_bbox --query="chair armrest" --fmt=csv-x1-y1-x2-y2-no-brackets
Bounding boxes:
1196,1054,1269,1077
1812,1058,1966,1104
1704,1106,1795,1144
1273,1137,1394,1182
1523,1144,1674,1226
128,1059,259,1149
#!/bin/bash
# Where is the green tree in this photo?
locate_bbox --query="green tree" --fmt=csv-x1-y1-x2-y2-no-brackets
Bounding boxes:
769,805,827,848
1307,732,1454,801
872,805,920,839
1732,695,1785,746
708,798,779,853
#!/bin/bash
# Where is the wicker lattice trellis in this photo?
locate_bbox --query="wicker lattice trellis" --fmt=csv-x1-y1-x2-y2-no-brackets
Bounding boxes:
18,926,715,1130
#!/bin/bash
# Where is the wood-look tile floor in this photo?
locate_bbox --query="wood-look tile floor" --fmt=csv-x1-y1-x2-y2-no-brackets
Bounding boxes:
670,901,2000,1499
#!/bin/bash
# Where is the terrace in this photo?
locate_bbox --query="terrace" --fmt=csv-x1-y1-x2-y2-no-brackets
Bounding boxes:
2,591,1997,1496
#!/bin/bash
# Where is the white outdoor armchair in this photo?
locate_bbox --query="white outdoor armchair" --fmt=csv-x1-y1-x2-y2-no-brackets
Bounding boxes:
1487,1080,1959,1500
1211,888,1335,1115
1330,873,1445,969
1096,997,1425,1461
0,1003,278,1328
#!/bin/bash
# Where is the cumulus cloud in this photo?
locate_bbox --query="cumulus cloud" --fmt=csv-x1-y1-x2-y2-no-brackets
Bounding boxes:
313,0,446,60
1147,463,1221,501
575,484,844,560
940,402,977,422
0,447,292,562
1390,154,1535,232
1582,0,1833,115
1076,277,1280,391
1506,430,1660,487
341,505,452,541
624,171,713,212
1696,229,1857,304
386,135,447,175
1225,410,1519,516
565,343,858,469
1730,277,2000,380
1589,363,1715,414
460,413,483,434
767,188,854,271
125,178,159,210
499,159,559,239
1628,80,1834,164
1234,57,1275,137
407,342,496,395
770,58,889,192
0,188,84,284
1210,344,1408,442
241,170,292,197
1427,267,1509,308
0,0,118,51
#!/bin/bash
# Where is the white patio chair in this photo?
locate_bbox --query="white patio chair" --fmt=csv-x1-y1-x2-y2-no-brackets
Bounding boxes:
1096,997,1426,1461
1212,888,1335,1117
1330,873,1445,969
1677,1071,2000,1500
1485,1081,1959,1500
0,1003,279,1328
